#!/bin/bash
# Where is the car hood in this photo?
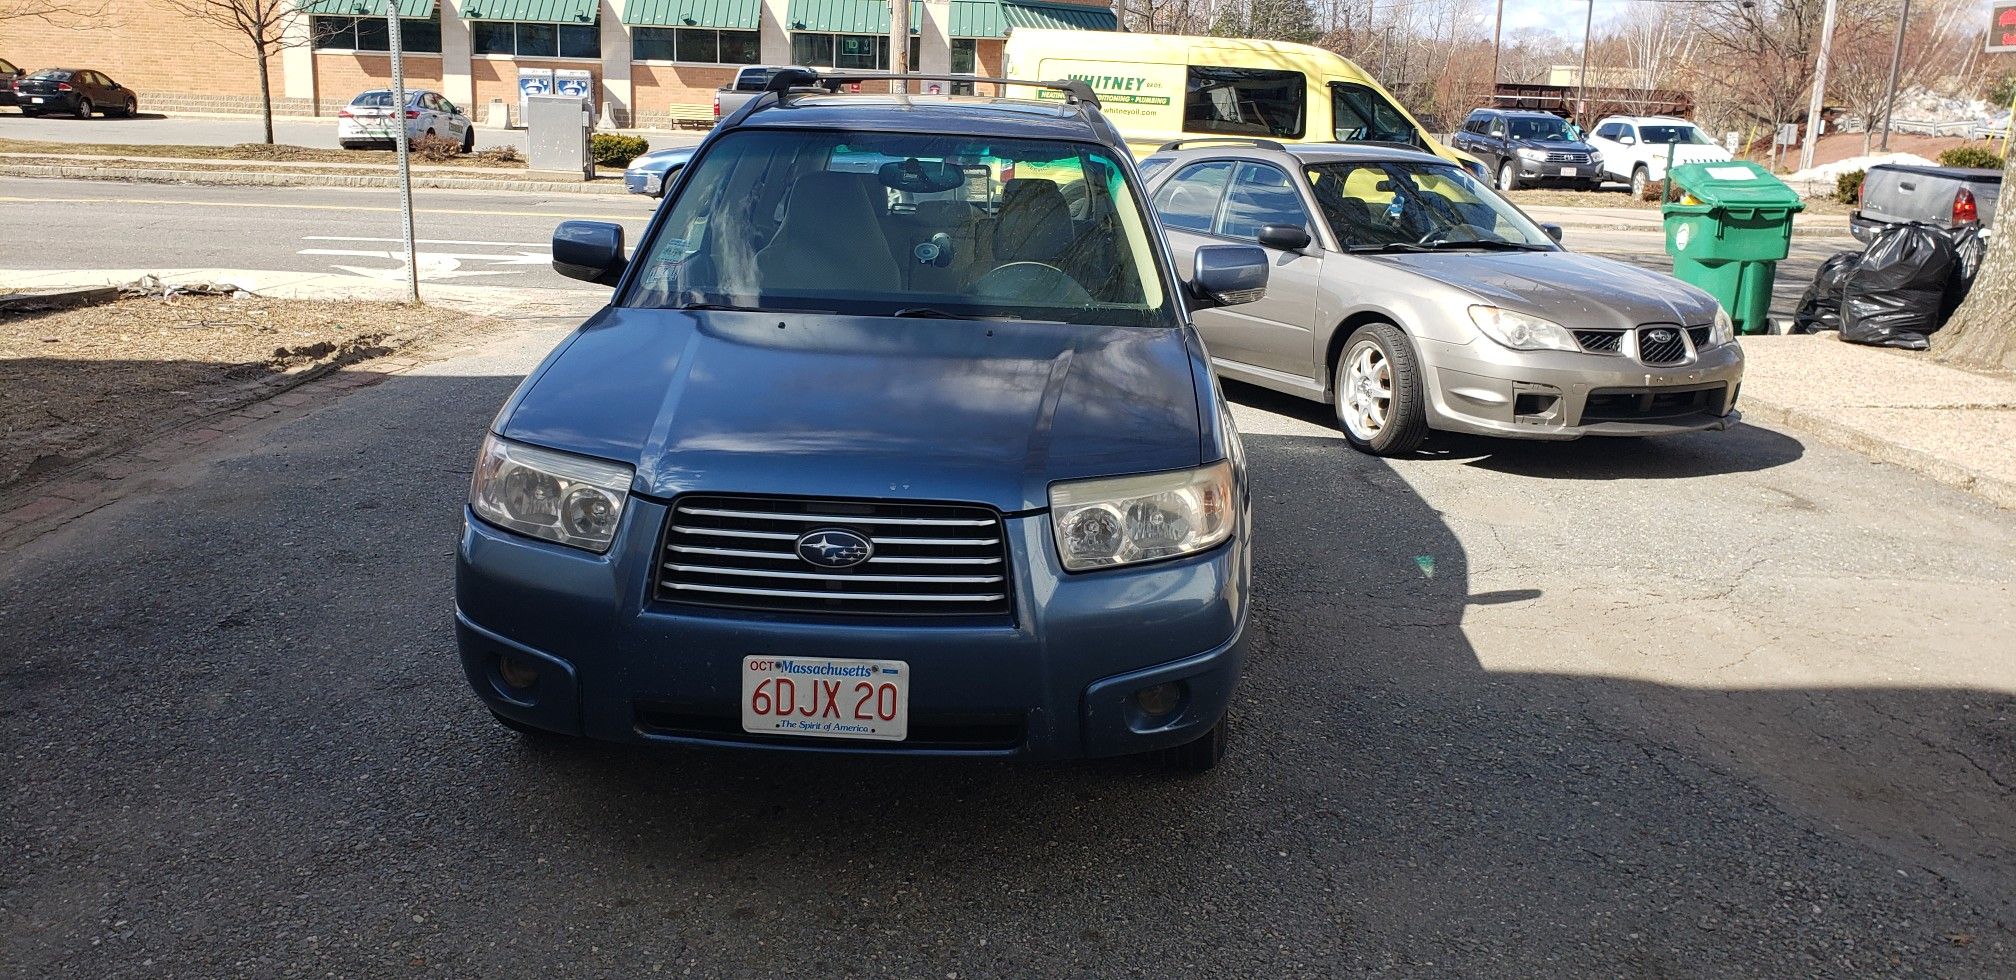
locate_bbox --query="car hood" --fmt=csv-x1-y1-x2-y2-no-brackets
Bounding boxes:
626,145,696,174
1515,139,1593,152
498,307,1205,512
1372,250,1718,328
1652,144,1733,164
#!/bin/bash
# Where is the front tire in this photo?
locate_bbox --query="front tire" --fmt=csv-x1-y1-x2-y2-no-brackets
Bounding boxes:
1630,165,1649,199
1497,160,1519,192
1165,713,1231,774
460,127,475,152
1334,322,1429,457
120,97,137,117
73,98,92,119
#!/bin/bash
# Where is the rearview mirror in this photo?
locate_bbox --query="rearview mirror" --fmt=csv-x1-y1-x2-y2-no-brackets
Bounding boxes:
552,220,627,287
1189,244,1268,308
1541,223,1564,243
1256,224,1311,252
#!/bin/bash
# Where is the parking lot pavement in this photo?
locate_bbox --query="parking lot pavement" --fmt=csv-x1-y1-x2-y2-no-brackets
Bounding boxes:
0,108,701,154
2,315,2011,975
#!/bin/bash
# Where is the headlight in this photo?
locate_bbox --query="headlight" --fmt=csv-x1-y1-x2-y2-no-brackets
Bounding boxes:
1516,147,1547,161
1468,305,1579,352
1707,306,1734,348
1050,460,1234,572
469,433,633,553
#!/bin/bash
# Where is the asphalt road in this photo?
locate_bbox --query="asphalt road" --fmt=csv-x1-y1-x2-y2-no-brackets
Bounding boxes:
0,107,543,153
2,306,2012,973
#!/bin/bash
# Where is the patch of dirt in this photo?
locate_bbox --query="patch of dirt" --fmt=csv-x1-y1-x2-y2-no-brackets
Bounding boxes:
0,138,528,169
0,295,502,490
1505,186,1852,215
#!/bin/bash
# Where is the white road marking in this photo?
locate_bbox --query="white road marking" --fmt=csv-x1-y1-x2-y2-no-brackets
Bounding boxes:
304,235,552,248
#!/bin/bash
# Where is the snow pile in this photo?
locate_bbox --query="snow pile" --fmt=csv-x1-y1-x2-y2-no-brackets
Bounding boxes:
1782,152,1936,197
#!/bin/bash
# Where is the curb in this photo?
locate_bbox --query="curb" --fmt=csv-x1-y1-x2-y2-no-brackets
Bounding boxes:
1740,398,2016,509
0,162,633,195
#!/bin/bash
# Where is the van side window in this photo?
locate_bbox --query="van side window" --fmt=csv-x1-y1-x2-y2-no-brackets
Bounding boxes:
1183,66,1305,139
1151,161,1235,233
1332,82,1419,148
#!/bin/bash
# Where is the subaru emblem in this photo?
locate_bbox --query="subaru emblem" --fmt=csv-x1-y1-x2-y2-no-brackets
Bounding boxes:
795,528,874,569
1646,328,1676,344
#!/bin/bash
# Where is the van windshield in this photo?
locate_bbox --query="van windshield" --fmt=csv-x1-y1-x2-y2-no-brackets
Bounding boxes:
626,130,1174,327
1331,82,1421,148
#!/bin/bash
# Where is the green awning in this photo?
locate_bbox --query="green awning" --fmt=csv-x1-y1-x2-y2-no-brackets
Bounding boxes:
786,0,922,33
298,0,435,16
623,0,760,30
459,0,596,22
949,0,1116,38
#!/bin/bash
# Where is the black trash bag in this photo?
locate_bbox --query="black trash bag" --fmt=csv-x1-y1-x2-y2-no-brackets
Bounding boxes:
1939,225,1988,326
1840,223,1958,350
1793,250,1859,334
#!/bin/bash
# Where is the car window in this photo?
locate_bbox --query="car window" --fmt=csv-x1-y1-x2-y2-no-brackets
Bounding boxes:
1136,158,1173,182
1639,124,1712,145
1331,82,1419,148
1594,123,1619,140
28,70,74,81
628,130,1173,327
351,90,396,107
1184,66,1305,139
0,60,15,74
1305,160,1553,250
1507,116,1570,140
1218,162,1310,241
1151,161,1234,233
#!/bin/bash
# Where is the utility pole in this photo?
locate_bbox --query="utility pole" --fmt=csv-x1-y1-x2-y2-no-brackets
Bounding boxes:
1491,0,1505,101
1798,0,1839,173
1577,0,1595,126
890,0,910,93
1878,0,1911,151
386,4,419,304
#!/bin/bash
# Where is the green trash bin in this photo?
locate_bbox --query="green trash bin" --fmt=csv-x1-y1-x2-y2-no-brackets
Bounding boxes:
1660,160,1805,335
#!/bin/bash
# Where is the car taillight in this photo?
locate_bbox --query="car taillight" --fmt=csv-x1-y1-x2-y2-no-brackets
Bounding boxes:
405,109,419,119
57,82,72,92
1857,175,1866,208
338,108,353,118
1954,188,1979,225
712,94,721,117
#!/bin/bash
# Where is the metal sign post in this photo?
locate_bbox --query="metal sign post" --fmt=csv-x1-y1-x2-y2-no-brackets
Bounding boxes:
387,4,420,304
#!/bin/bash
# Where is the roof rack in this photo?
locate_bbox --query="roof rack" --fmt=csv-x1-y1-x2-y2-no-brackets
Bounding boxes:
1156,137,1287,153
761,69,1100,108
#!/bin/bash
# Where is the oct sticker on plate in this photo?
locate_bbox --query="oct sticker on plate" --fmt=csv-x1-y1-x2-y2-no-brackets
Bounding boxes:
742,656,909,741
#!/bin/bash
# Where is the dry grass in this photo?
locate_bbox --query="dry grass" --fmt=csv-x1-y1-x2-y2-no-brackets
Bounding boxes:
1504,185,1851,215
0,138,525,168
0,295,503,488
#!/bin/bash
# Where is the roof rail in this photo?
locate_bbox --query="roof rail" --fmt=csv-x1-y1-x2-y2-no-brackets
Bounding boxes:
761,69,1100,108
1156,136,1287,153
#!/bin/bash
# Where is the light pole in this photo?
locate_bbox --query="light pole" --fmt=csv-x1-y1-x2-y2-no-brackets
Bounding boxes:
1879,0,1911,151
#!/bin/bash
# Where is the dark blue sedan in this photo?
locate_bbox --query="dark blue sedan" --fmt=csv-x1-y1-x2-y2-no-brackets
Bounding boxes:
457,74,1271,771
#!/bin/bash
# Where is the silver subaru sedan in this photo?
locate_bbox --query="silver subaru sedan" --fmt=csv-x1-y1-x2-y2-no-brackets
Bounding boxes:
1141,140,1741,456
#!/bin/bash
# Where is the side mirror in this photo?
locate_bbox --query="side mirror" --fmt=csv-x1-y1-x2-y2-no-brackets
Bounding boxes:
1541,223,1564,244
1619,136,1635,146
552,220,627,287
1189,244,1268,308
1255,224,1311,252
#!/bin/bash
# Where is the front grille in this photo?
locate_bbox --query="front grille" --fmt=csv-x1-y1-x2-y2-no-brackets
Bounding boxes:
1636,326,1689,365
1546,151,1591,164
657,495,1011,618
1582,383,1728,423
1686,325,1712,349
1574,329,1623,354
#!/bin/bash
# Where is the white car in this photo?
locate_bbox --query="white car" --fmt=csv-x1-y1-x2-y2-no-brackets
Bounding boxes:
338,89,473,152
1587,116,1732,197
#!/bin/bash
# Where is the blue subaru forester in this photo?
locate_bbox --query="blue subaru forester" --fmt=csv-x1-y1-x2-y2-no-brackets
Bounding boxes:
455,72,1270,771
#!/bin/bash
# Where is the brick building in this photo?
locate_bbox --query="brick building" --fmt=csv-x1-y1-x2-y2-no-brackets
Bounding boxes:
3,0,1116,128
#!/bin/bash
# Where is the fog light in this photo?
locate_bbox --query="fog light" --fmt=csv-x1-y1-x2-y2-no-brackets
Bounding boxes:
497,652,540,691
1134,681,1182,718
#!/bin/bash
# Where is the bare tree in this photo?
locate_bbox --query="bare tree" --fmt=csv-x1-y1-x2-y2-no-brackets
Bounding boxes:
0,0,107,36
165,0,304,145
1937,153,2016,370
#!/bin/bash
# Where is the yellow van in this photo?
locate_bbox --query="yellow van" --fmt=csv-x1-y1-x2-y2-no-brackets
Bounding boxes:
1002,29,1482,176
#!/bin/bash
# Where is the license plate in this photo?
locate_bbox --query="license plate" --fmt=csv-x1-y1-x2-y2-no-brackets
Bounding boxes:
30,97,43,104
742,656,909,741
1561,167,1577,177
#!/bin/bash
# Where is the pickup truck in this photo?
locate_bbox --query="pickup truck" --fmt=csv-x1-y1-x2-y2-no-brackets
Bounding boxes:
713,65,800,121
1851,163,2002,244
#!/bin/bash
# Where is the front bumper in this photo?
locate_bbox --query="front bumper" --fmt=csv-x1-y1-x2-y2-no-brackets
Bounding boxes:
623,168,663,196
1515,158,1600,182
455,499,1251,761
1418,334,1744,439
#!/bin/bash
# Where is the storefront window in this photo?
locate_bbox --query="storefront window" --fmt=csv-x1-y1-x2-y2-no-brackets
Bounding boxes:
791,33,919,71
634,27,760,65
471,21,601,59
951,38,976,95
312,14,442,54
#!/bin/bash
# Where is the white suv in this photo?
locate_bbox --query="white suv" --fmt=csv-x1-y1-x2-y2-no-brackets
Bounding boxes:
1586,116,1732,197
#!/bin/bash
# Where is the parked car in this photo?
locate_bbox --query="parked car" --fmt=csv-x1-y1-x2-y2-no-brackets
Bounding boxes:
457,71,1270,772
622,144,696,198
0,58,22,107
13,68,137,118
1850,163,2001,244
1450,108,1604,192
1586,115,1733,197
337,89,473,151
1140,139,1742,456
712,65,798,123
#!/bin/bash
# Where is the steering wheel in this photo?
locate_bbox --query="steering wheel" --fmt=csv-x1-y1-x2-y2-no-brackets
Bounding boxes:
973,262,1093,307
1417,223,1492,247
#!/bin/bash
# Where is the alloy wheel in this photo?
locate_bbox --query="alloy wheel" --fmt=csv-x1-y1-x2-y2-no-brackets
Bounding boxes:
1340,342,1392,440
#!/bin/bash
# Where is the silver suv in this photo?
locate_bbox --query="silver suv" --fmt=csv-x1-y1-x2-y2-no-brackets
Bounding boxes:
1140,139,1744,456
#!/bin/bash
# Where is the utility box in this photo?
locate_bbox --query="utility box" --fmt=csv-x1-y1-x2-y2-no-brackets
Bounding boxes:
525,94,593,181
1662,161,1805,335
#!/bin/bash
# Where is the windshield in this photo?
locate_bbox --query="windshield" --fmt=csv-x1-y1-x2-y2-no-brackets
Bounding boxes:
626,130,1173,327
1304,161,1556,251
350,91,402,107
1639,124,1712,145
27,70,73,81
1507,116,1571,141
1332,82,1421,148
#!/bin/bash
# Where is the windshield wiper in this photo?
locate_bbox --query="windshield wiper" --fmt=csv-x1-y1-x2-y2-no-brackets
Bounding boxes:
1420,239,1550,251
891,307,1036,322
672,301,837,314
1346,242,1433,254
